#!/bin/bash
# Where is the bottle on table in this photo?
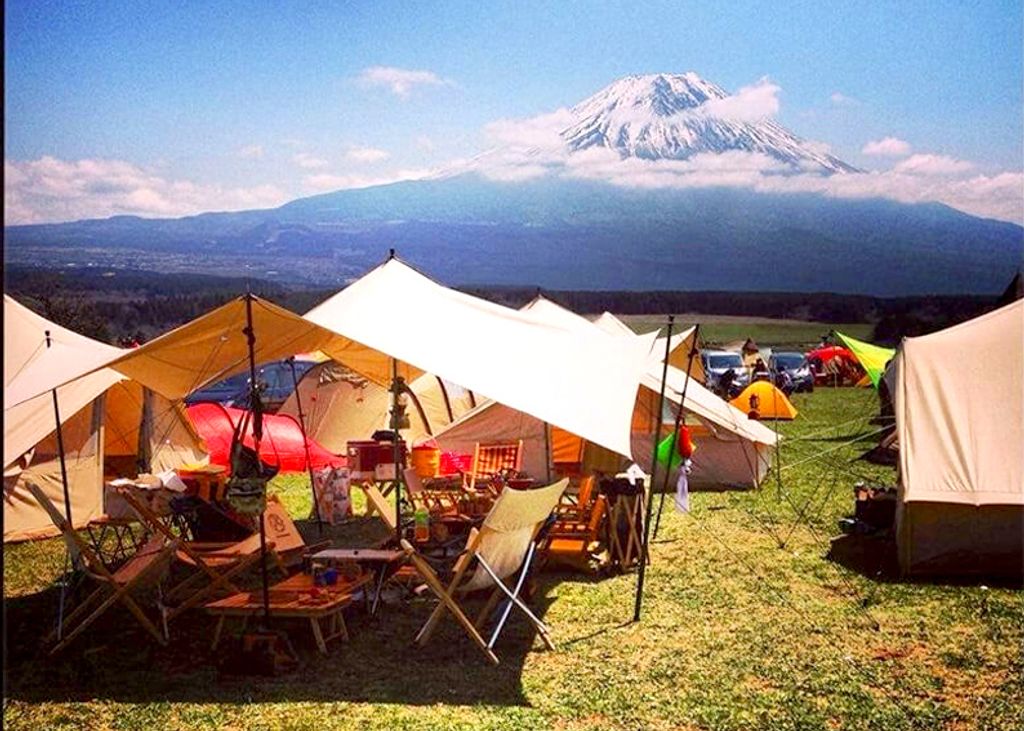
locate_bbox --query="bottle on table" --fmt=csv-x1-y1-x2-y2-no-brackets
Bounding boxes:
414,507,430,542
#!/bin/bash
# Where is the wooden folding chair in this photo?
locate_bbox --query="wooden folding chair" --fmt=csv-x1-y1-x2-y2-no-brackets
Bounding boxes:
402,478,568,665
403,467,460,514
117,490,324,620
554,475,597,521
543,492,608,570
467,440,524,492
26,483,177,655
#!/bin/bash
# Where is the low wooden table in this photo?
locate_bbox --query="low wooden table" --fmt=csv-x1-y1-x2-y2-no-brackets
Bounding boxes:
311,548,406,616
205,572,371,654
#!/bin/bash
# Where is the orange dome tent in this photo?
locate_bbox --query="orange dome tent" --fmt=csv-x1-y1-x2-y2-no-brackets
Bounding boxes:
730,381,798,420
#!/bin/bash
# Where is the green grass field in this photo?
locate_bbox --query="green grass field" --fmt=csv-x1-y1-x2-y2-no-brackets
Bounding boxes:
617,315,875,349
4,388,1022,730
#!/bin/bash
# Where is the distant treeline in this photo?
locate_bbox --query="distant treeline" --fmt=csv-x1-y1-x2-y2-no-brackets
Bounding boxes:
3,265,1008,347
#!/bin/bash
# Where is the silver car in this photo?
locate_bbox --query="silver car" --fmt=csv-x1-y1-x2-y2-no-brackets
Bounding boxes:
701,350,749,397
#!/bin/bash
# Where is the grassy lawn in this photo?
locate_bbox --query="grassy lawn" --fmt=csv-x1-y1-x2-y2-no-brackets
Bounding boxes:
617,315,875,349
4,388,1022,730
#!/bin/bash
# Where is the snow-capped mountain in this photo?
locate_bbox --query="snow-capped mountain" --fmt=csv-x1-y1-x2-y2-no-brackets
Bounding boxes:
470,72,858,175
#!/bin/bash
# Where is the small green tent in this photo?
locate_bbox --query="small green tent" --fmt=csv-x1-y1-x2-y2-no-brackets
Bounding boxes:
835,332,895,388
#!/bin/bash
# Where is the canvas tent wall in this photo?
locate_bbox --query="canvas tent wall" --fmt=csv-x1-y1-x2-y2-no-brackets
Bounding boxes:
894,299,1023,578
4,296,205,542
433,297,775,488
277,361,476,452
591,311,706,383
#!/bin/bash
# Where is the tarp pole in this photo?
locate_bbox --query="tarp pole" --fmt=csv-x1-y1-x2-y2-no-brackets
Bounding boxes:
43,331,74,529
543,422,552,483
243,294,272,625
45,330,74,641
654,323,700,538
287,357,323,534
634,316,674,623
390,357,403,545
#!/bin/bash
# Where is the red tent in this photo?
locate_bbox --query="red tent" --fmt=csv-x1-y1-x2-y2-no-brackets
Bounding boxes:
187,402,344,473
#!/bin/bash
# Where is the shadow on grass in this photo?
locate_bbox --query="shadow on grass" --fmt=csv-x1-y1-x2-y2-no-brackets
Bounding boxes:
3,533,571,708
827,534,1023,589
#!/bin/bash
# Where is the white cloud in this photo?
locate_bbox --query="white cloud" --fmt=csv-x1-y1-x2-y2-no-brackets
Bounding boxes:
4,156,288,224
345,146,390,164
415,135,436,152
304,168,431,191
237,144,264,159
357,66,450,98
701,78,781,122
830,92,858,106
292,152,329,169
483,108,575,149
862,137,912,157
892,153,974,176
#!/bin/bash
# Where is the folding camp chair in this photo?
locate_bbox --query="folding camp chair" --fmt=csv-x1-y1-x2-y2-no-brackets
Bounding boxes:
120,490,323,620
403,467,460,514
553,475,597,521
26,483,178,655
467,440,524,492
402,478,568,665
543,491,608,571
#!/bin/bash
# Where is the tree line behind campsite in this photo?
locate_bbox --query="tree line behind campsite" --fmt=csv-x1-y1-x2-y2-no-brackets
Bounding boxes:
4,265,1009,348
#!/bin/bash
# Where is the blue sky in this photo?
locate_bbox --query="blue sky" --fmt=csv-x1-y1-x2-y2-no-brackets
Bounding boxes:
5,0,1022,223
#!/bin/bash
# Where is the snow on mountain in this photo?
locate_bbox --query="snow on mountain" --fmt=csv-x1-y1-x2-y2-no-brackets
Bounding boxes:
464,72,858,176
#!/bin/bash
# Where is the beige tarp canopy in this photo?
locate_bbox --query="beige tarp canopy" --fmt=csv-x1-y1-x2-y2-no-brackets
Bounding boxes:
278,362,477,452
432,298,774,487
304,258,654,458
13,259,652,462
590,311,706,382
894,299,1023,577
4,297,205,542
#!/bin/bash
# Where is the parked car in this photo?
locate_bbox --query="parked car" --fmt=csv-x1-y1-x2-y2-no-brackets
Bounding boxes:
768,351,815,393
700,350,750,398
184,359,317,412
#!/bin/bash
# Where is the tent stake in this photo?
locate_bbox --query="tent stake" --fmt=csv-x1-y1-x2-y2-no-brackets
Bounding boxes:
287,357,323,535
654,324,700,539
634,316,674,623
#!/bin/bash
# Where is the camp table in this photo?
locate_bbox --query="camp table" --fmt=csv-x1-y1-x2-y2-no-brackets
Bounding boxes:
205,571,371,654
310,548,405,616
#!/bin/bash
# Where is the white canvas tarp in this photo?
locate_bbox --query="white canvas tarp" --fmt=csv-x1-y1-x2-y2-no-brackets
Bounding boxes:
895,299,1023,576
304,259,654,458
432,297,775,487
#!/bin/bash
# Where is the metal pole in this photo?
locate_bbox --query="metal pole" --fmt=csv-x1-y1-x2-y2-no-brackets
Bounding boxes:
46,330,75,642
654,324,701,538
543,422,552,483
287,357,323,534
633,316,674,623
43,331,74,529
391,358,403,545
243,294,271,625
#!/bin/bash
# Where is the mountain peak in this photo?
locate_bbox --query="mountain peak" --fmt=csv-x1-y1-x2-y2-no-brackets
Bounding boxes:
560,72,858,173
572,73,728,119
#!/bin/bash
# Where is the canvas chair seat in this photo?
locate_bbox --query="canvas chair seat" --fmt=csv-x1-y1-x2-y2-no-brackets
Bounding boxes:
403,478,568,664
